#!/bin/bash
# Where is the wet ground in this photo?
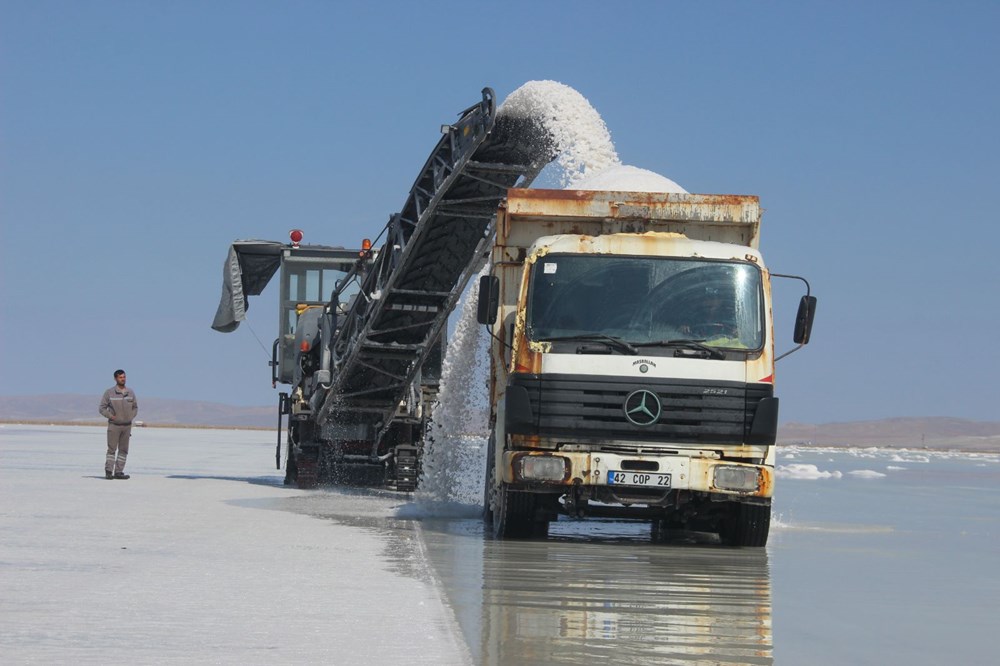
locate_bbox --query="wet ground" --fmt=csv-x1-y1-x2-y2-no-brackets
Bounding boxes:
283,445,999,665
422,519,772,665
9,425,991,664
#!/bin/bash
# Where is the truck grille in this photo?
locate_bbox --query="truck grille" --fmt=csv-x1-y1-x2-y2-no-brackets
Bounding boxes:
509,374,772,445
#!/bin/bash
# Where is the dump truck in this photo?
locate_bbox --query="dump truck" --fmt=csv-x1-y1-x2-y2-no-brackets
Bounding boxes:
477,189,816,546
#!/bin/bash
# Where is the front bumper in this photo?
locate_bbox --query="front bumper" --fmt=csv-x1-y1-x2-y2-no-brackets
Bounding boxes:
502,450,773,498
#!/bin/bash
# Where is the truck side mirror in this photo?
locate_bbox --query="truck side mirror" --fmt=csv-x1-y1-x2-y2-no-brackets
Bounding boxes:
793,295,817,344
477,275,499,325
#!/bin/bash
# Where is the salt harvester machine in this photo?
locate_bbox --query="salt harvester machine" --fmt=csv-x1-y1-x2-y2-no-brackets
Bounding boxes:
212,88,553,489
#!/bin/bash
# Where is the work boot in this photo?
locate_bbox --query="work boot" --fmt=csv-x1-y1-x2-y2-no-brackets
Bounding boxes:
105,470,113,480
113,472,130,480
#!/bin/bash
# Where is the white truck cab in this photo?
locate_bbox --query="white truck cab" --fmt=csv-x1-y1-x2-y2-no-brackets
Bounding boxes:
478,189,816,546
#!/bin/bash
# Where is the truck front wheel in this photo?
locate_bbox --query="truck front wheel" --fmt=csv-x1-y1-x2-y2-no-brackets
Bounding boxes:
719,501,771,547
493,483,545,539
483,433,496,527
483,432,547,539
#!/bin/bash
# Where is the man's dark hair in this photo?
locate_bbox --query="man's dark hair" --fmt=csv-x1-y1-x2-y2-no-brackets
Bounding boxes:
114,369,126,378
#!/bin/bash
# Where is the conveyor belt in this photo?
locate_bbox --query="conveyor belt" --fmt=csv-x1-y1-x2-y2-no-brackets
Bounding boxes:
315,88,552,451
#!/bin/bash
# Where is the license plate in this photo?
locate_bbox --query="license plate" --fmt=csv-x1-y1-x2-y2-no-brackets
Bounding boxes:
607,471,672,488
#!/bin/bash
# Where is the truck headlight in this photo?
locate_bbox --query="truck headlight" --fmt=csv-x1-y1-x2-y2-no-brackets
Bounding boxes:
714,465,761,492
518,455,568,482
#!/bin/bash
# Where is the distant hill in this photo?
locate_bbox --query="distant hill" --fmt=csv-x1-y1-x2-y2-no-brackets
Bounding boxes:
778,417,1000,452
0,394,275,429
1,395,998,452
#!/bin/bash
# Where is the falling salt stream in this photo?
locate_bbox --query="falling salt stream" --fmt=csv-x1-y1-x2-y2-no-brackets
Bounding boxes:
417,264,492,510
498,80,620,187
416,80,688,511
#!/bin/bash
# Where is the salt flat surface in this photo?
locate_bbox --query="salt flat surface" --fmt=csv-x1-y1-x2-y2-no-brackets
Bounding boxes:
0,424,469,665
4,426,997,665
769,446,999,665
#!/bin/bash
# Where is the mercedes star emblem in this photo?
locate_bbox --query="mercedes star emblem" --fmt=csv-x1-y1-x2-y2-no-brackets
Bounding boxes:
624,389,661,427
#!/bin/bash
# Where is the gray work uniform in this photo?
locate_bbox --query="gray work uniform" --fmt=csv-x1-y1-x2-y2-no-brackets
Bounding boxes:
99,386,138,474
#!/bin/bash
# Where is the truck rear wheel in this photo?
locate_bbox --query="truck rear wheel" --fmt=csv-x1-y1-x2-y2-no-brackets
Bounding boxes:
720,502,770,547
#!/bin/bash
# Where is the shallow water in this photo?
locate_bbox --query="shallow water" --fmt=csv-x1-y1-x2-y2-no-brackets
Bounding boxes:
267,443,1000,665
254,442,1000,665
419,519,773,665
403,446,999,665
769,446,999,665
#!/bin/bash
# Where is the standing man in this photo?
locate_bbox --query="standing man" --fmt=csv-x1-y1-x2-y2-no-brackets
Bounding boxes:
99,369,138,480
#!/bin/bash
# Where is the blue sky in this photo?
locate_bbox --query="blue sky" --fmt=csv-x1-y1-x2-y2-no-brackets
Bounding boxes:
2,1,997,424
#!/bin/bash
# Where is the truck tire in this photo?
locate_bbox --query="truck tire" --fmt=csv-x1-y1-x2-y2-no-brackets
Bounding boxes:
482,432,496,527
493,483,540,539
484,431,547,539
720,502,770,547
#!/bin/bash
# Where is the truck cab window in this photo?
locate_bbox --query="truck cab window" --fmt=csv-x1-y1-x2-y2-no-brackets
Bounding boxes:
526,255,763,350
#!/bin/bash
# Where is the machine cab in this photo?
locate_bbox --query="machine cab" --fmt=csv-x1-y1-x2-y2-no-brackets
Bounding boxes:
275,244,365,385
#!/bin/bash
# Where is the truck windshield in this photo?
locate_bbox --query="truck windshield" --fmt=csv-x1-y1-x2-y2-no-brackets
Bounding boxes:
526,255,764,350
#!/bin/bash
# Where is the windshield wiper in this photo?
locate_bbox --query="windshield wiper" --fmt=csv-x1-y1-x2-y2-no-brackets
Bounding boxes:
632,338,726,360
534,334,638,355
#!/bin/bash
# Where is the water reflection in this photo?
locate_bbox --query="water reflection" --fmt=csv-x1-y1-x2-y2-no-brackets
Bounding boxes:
270,490,772,665
421,518,772,666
